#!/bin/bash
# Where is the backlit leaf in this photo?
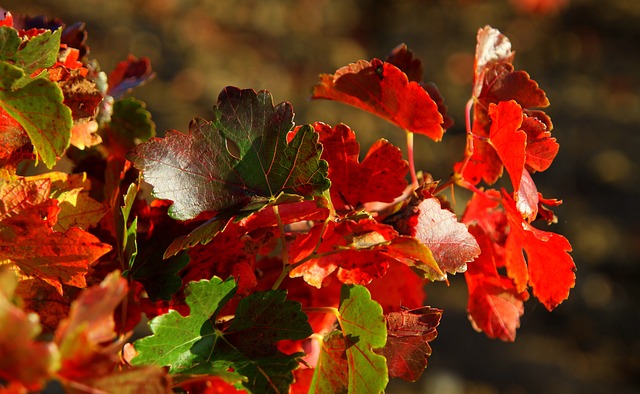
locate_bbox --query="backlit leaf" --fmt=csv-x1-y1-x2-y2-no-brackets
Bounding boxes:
413,198,480,276
0,179,111,294
312,59,444,140
465,225,528,342
0,62,72,168
54,271,128,381
502,191,575,310
128,87,330,221
309,285,387,393
488,100,526,194
313,122,408,214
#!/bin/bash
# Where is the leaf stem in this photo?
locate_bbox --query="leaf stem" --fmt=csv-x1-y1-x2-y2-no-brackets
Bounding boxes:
406,130,418,189
454,98,475,179
271,204,289,290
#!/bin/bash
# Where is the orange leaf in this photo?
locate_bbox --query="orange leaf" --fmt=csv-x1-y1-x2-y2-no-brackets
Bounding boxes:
0,203,111,294
55,271,128,381
0,269,60,391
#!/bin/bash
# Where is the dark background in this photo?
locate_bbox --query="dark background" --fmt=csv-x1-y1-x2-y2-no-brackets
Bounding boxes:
3,0,639,393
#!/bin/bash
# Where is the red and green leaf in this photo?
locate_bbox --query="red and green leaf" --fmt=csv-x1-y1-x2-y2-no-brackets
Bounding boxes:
309,285,387,393
128,87,330,222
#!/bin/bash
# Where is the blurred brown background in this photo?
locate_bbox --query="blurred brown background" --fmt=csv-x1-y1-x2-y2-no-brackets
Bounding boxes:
3,0,639,393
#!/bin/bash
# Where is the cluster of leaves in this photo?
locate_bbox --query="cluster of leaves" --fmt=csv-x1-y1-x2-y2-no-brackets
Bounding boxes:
0,7,575,394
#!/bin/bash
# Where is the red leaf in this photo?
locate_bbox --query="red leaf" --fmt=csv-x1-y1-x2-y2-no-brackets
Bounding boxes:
107,55,154,98
289,219,397,287
502,192,575,310
522,111,559,173
0,269,59,391
413,198,480,276
54,271,128,381
488,100,526,194
465,226,528,342
314,122,408,213
312,59,445,140
375,306,442,381
366,261,426,313
385,44,454,129
290,218,442,288
0,107,33,173
459,26,551,186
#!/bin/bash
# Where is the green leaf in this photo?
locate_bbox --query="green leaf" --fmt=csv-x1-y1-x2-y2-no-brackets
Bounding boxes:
0,26,20,60
131,277,238,373
130,250,190,302
128,87,330,221
12,28,62,80
118,183,139,270
0,62,72,169
310,285,388,394
107,97,156,148
132,280,313,393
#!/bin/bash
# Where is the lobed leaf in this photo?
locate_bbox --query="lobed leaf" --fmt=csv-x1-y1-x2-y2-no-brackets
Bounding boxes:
312,59,445,140
0,62,72,168
313,122,408,214
375,306,442,381
0,269,60,391
310,285,387,393
413,198,480,276
128,87,330,222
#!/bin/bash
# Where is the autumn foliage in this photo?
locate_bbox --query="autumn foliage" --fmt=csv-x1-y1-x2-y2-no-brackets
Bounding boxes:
0,9,575,394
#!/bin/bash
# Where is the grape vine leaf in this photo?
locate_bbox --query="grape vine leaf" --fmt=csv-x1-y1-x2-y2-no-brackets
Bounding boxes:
0,177,111,294
313,122,408,214
128,87,330,222
77,366,172,394
47,172,108,231
131,277,239,374
487,100,526,194
107,55,155,99
375,306,442,381
1,26,62,86
413,198,480,276
54,271,128,381
458,26,551,185
465,225,528,341
105,97,156,152
0,61,72,169
289,218,442,288
502,191,575,310
132,277,313,393
385,43,454,129
310,285,387,393
0,268,60,391
311,58,445,140
366,261,427,313
0,106,33,174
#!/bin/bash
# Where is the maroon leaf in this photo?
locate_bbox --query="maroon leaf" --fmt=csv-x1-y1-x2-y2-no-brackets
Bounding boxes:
375,306,443,381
